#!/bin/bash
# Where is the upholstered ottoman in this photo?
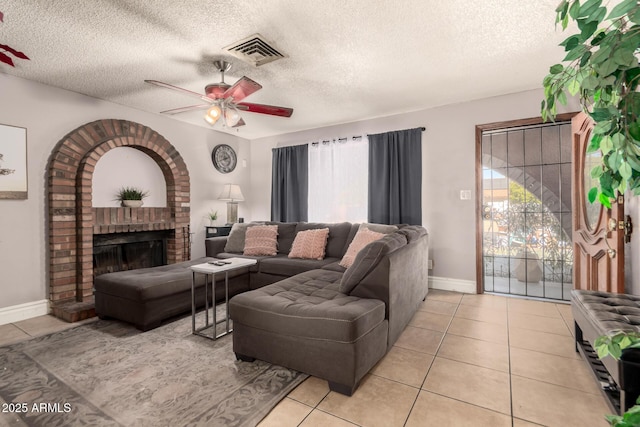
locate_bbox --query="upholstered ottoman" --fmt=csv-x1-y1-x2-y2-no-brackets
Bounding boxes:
229,269,388,395
95,257,251,331
572,290,640,413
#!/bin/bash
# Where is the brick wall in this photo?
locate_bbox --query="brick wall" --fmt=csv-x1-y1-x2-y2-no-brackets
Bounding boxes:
47,119,190,309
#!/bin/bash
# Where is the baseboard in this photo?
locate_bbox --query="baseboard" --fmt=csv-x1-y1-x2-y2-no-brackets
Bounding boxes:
0,300,50,325
428,276,477,294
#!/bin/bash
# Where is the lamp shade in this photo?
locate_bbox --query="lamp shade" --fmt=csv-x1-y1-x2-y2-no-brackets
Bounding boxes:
218,184,244,202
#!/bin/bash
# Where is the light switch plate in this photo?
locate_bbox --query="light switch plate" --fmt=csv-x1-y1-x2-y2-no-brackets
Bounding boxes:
460,190,471,200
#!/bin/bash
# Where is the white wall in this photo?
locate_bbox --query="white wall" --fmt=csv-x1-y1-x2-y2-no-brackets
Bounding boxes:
250,89,580,284
0,73,250,310
93,147,167,207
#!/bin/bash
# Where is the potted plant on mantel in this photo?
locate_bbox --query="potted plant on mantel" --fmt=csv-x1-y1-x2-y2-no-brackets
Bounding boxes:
116,186,148,208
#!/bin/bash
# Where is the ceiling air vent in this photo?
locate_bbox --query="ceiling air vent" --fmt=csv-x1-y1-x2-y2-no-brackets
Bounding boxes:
223,33,286,67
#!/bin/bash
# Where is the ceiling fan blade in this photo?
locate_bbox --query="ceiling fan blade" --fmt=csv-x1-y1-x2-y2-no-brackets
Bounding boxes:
237,102,293,117
222,76,262,103
145,80,211,103
159,104,211,115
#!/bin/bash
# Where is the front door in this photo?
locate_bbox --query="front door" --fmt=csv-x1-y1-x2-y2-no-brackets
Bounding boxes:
572,112,625,292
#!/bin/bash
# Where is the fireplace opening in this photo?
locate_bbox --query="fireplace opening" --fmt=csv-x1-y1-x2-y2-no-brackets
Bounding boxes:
93,230,170,278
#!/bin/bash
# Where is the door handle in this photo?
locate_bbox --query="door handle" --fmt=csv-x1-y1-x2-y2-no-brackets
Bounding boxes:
624,215,633,243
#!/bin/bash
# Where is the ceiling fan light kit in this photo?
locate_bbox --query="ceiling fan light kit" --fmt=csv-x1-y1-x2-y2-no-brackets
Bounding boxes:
205,105,222,125
145,60,293,130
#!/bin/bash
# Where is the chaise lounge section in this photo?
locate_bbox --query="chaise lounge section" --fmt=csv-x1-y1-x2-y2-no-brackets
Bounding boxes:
229,224,429,395
94,257,251,331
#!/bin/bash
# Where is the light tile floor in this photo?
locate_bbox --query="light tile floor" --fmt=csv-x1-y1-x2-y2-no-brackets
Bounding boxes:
259,290,612,427
0,315,96,347
0,291,612,427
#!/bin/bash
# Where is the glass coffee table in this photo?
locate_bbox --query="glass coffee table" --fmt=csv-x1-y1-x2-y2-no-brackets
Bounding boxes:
190,257,257,340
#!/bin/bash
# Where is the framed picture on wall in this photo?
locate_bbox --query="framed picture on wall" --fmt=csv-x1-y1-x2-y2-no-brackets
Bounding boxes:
0,123,28,199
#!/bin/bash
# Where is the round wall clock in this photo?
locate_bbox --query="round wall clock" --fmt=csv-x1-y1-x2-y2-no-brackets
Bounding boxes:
211,144,237,174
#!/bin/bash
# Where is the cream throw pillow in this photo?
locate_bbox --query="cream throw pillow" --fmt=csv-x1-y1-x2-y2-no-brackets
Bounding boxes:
288,228,330,260
339,227,385,268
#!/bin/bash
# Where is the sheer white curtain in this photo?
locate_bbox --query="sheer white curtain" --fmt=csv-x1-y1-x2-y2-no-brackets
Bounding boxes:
308,137,369,222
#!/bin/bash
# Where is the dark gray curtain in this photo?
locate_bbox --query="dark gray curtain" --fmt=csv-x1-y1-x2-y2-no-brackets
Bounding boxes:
271,144,308,222
368,128,422,225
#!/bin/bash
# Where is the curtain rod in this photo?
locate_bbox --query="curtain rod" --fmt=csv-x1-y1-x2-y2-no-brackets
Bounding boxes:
310,127,425,146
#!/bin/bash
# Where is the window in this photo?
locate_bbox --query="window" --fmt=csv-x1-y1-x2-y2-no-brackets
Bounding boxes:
308,137,368,223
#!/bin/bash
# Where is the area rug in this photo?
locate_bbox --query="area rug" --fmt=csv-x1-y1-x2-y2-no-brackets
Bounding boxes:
0,314,307,427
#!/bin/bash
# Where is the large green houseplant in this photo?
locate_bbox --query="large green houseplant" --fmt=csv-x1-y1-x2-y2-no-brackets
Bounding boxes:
541,0,640,208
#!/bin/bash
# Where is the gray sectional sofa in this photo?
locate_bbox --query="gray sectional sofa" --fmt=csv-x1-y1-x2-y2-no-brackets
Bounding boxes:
206,221,430,395
96,220,429,395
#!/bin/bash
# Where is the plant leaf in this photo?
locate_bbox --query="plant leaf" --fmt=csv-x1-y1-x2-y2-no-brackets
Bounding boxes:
569,0,580,19
550,64,564,74
568,78,581,95
579,20,599,40
612,133,626,149
564,44,588,61
588,187,599,203
627,154,640,172
614,48,637,68
606,0,638,20
578,0,603,18
582,75,600,90
600,135,613,154
598,59,618,76
586,6,607,24
558,90,567,106
620,161,633,180
599,192,612,208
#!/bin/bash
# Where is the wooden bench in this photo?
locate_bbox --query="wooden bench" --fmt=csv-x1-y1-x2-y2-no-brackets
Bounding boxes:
572,290,640,414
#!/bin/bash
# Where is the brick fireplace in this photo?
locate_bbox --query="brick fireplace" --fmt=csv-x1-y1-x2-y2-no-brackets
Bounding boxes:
46,119,190,322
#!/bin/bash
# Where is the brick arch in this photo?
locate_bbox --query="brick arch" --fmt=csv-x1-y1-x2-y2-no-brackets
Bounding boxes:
47,119,190,321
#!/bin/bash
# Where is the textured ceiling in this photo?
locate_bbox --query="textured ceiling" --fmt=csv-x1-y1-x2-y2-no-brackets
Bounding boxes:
2,0,571,139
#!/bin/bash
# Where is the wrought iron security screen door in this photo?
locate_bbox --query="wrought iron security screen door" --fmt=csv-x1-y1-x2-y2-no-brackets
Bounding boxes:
478,119,574,301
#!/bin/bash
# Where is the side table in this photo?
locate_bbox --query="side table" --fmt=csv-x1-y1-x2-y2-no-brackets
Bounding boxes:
190,257,257,340
205,225,232,238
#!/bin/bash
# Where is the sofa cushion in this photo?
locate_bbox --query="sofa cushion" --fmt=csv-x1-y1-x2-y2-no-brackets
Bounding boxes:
94,257,249,301
244,225,278,256
340,227,385,268
229,269,386,343
267,222,298,254
397,225,428,242
224,222,264,253
359,223,398,234
340,232,408,294
289,228,330,260
322,261,347,273
295,222,352,258
259,254,339,277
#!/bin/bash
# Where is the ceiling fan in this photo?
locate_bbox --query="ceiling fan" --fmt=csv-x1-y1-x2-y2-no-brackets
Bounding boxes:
145,60,293,128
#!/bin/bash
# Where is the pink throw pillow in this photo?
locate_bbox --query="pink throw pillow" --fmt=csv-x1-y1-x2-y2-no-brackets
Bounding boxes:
339,227,385,268
243,225,278,256
288,228,330,260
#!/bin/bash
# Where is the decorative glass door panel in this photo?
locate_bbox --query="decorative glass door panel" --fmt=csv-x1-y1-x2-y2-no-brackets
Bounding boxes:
481,122,573,300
